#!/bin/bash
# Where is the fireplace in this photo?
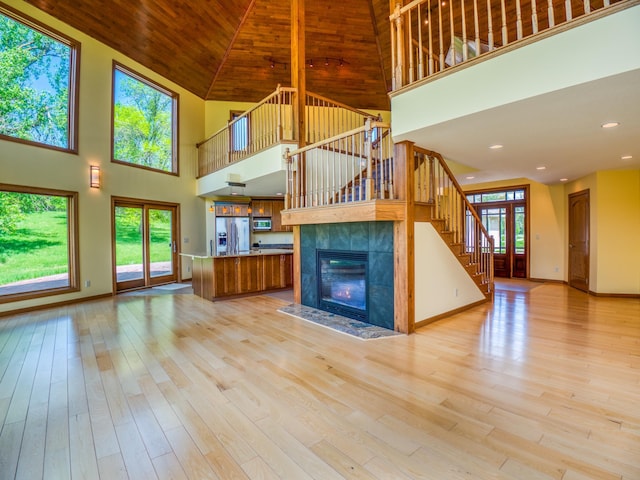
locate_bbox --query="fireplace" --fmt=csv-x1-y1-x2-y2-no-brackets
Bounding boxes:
317,250,368,322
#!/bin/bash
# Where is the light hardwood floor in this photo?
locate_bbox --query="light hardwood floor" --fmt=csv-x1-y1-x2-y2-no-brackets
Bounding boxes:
0,283,638,479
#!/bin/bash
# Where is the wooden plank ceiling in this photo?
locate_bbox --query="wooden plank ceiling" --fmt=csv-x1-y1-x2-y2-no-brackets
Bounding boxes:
24,0,393,110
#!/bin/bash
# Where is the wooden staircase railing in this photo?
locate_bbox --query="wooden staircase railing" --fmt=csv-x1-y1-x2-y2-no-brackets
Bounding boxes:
285,119,394,208
414,146,494,296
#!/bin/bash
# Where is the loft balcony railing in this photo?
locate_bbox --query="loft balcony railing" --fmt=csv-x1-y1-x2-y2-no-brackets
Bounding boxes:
285,119,395,209
196,87,376,178
390,0,627,90
304,92,379,145
196,85,296,178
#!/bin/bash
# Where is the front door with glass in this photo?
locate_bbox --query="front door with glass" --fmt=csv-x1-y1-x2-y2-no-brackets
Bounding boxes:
467,187,528,279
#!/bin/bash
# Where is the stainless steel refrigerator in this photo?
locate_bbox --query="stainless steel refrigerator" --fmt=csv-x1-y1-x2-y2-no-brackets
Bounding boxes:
215,217,250,256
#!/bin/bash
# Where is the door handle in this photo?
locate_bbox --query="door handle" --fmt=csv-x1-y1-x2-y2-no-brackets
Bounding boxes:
172,240,177,253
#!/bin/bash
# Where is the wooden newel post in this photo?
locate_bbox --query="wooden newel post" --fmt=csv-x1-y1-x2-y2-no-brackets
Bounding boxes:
365,118,374,201
284,147,291,210
393,3,404,89
428,155,435,203
393,140,415,334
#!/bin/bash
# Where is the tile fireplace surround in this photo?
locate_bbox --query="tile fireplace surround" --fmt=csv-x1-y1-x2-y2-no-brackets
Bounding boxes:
300,222,394,330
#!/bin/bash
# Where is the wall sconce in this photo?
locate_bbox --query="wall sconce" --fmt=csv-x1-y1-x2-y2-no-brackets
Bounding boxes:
209,204,214,213
89,166,100,188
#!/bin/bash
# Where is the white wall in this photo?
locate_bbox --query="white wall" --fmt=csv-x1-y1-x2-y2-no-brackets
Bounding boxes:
0,1,206,313
196,144,290,197
414,222,485,321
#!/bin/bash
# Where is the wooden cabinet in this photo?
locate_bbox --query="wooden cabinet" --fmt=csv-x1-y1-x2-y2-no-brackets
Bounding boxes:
281,254,293,287
215,203,249,217
213,256,263,296
251,200,272,217
237,255,263,294
263,254,293,289
250,198,291,232
232,204,249,217
213,257,239,296
196,253,293,300
215,205,231,216
191,256,214,300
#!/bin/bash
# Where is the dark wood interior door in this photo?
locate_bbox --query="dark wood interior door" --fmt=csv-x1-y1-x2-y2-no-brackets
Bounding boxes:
568,190,590,292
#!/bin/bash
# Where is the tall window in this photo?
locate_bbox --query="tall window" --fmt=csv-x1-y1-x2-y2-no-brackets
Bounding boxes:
0,4,79,151
112,62,178,174
0,184,79,302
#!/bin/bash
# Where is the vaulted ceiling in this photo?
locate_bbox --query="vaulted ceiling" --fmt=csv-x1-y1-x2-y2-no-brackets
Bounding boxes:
25,0,393,111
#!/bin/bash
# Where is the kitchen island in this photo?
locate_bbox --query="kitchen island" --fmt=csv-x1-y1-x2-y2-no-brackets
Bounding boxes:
182,250,293,301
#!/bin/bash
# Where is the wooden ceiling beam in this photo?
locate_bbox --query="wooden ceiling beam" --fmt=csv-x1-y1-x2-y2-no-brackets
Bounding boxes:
368,0,390,102
205,0,258,99
291,0,306,147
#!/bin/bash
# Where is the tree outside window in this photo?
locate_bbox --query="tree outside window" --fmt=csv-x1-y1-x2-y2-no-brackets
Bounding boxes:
112,63,178,174
0,185,79,302
0,6,78,150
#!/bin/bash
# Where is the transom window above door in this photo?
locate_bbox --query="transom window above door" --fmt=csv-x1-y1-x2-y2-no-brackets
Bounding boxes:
467,188,525,204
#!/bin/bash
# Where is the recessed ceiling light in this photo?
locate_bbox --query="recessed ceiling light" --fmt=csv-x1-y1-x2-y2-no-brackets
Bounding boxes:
536,166,546,170
621,155,633,160
465,176,475,180
560,178,568,182
601,122,620,129
276,192,284,196
489,144,503,150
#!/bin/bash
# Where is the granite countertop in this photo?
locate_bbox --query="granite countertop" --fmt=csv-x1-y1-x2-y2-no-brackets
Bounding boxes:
180,249,293,259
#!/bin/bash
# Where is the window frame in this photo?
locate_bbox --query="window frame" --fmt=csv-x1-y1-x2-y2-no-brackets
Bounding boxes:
229,110,250,154
0,183,80,303
0,2,80,153
111,61,179,176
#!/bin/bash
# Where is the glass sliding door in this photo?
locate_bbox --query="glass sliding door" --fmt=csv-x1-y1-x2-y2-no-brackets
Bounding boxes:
148,207,175,281
113,199,178,292
115,205,145,287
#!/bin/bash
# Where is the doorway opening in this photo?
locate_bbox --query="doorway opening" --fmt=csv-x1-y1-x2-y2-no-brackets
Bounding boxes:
467,186,529,278
112,198,179,292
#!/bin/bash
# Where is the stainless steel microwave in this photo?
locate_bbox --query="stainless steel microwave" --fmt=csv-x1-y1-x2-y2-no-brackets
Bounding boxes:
252,218,272,231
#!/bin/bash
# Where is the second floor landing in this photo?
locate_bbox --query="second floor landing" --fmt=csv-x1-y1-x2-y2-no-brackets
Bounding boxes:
390,1,640,187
